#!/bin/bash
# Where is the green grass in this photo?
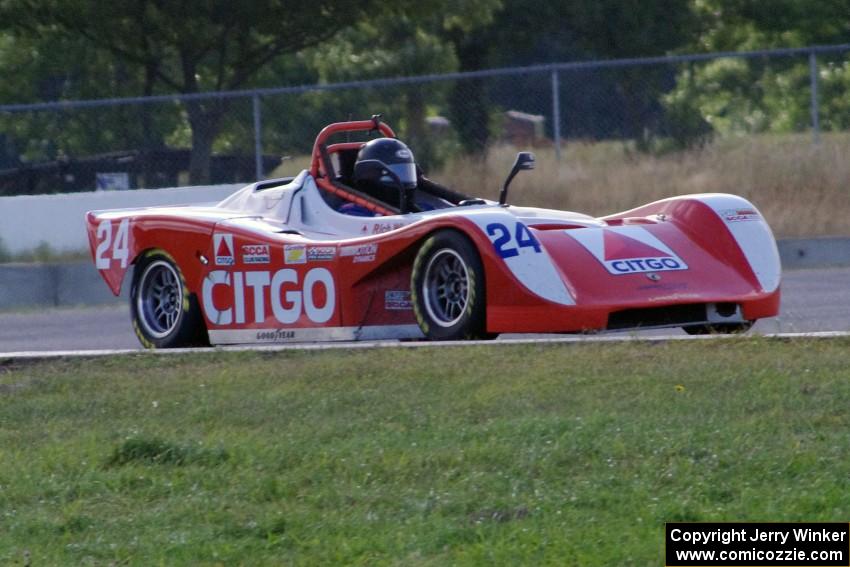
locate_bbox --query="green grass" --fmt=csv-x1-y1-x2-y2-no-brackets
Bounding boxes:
2,339,849,565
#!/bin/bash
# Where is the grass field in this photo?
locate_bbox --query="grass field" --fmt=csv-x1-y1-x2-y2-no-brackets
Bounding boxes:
2,339,849,565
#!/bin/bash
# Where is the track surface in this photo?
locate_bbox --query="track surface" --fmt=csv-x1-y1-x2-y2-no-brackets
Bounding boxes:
1,267,848,354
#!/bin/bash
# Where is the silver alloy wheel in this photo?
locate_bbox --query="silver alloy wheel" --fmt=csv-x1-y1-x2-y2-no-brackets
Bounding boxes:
136,260,183,339
422,248,470,328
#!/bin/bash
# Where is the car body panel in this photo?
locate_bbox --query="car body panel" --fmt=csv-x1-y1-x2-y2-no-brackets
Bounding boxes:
86,122,781,346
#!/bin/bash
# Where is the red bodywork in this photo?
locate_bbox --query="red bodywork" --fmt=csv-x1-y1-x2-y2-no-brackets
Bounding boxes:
86,120,781,344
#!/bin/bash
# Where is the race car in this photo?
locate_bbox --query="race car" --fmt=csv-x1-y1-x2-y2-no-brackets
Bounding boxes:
86,117,781,348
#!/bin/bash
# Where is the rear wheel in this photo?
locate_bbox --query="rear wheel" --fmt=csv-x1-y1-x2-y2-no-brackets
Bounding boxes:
131,250,209,348
411,230,491,340
682,321,754,335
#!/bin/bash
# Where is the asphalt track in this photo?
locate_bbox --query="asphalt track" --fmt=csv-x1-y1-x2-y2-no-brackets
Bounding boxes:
1,267,848,355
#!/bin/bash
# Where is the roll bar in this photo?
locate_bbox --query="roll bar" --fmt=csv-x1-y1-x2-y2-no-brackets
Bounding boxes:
310,117,395,178
308,117,398,216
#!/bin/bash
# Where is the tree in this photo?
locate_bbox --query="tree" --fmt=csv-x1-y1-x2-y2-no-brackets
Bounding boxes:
693,0,850,49
2,0,405,183
304,0,499,161
441,0,700,150
0,28,188,184
662,0,850,138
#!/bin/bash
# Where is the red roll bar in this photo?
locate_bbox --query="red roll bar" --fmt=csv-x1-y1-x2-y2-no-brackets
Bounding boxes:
309,118,397,216
310,118,395,178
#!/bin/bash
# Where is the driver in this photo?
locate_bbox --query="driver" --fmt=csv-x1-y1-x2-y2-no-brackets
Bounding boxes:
337,137,455,216
351,137,418,212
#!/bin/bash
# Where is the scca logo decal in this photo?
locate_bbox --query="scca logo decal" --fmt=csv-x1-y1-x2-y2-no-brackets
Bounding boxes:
202,268,335,326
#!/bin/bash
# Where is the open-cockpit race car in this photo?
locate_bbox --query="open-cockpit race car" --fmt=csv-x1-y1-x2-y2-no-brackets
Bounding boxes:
86,118,781,348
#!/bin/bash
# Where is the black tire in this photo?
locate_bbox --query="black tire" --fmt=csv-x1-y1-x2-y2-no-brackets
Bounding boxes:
682,321,754,335
411,230,491,340
130,250,209,349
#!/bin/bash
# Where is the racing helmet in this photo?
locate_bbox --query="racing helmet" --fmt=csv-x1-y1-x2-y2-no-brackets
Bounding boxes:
353,138,417,191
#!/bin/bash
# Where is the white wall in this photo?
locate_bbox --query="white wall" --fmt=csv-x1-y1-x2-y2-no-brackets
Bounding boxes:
0,184,243,254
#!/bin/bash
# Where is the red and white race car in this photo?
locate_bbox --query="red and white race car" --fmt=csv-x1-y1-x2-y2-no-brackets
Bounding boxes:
86,118,780,348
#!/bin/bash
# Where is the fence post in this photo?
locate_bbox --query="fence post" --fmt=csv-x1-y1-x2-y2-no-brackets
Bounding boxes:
551,68,562,161
252,94,263,180
809,51,820,145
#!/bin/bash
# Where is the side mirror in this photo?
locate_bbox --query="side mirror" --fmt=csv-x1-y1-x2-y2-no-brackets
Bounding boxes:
499,152,535,206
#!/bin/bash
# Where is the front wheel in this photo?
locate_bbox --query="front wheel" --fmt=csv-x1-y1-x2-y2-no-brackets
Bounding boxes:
682,321,754,335
411,230,491,340
131,250,209,349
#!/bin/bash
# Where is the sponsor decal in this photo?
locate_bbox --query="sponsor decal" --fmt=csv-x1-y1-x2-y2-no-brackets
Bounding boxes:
568,227,689,275
284,244,306,265
385,290,412,310
202,267,335,326
214,233,235,266
256,329,296,341
609,257,684,274
340,244,378,256
720,208,760,223
307,246,336,262
241,244,270,264
340,243,378,263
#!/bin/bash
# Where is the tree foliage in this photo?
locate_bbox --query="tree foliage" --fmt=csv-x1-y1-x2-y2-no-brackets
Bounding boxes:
1,0,408,182
660,0,850,141
0,0,849,190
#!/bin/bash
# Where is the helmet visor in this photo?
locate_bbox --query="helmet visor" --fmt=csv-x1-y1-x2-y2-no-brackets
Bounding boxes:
387,162,417,188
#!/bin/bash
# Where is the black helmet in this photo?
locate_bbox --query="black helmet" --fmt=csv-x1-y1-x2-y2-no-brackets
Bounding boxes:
353,138,417,191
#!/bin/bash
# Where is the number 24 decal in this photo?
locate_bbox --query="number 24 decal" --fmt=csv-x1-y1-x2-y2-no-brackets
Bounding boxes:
486,222,541,259
95,219,130,269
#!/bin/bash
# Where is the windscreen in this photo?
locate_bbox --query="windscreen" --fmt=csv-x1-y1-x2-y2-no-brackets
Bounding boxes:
387,162,417,188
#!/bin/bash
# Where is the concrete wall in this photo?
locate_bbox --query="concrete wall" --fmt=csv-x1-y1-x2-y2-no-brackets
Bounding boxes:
0,261,128,310
2,238,849,311
0,184,243,254
778,237,850,270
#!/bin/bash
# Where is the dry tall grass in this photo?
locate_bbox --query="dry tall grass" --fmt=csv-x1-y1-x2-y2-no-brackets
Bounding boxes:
270,133,850,237
434,134,850,237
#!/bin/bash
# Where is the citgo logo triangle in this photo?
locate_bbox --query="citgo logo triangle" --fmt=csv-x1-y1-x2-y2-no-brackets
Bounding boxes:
566,227,689,276
214,234,235,266
603,230,670,260
217,237,231,258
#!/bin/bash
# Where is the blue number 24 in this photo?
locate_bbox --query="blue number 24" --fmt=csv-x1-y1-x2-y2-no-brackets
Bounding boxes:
485,222,542,259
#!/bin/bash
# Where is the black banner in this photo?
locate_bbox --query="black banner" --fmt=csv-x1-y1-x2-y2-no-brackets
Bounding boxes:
666,523,849,566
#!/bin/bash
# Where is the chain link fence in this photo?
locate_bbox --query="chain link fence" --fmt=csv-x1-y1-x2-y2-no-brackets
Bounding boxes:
1,44,848,196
